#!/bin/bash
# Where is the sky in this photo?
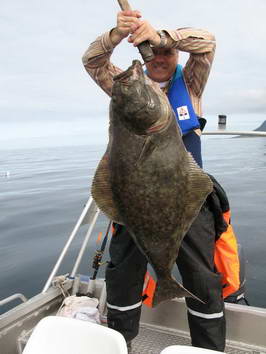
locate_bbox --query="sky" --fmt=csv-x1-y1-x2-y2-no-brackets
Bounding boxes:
1,0,266,148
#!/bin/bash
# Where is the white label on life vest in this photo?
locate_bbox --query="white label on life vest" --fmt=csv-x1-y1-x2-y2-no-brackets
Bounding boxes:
177,105,190,120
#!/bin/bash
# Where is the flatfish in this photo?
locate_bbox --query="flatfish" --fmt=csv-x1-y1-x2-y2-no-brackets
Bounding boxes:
92,60,213,306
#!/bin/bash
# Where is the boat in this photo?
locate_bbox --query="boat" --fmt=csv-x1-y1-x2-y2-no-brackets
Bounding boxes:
1,130,266,354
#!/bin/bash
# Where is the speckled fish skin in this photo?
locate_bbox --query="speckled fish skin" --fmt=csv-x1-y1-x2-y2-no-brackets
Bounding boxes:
93,60,213,307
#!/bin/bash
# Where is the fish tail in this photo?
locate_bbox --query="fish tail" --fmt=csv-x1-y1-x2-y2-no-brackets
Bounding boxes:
152,277,205,307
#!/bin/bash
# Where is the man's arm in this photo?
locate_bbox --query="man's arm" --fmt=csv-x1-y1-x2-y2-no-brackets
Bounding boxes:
82,10,146,97
163,28,216,98
82,31,123,97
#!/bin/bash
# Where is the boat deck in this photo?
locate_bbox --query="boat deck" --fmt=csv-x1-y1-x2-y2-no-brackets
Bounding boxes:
132,324,263,354
1,279,266,354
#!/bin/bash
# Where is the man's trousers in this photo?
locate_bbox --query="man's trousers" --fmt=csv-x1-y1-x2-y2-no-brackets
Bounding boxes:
105,202,226,352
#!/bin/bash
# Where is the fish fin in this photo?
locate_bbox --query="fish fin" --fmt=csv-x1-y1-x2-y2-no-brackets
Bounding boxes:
183,153,213,222
136,136,157,167
91,152,124,224
187,152,213,197
152,276,205,307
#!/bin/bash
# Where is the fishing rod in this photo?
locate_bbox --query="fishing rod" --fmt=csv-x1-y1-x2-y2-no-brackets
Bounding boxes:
85,220,112,296
91,220,112,280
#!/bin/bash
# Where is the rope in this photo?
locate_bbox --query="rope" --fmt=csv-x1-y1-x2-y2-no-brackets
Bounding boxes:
52,274,70,298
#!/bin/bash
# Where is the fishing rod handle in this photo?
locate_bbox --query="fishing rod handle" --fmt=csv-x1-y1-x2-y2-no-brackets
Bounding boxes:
137,41,155,62
117,0,155,63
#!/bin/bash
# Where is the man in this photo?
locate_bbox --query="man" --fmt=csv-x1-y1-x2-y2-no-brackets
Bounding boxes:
82,10,226,352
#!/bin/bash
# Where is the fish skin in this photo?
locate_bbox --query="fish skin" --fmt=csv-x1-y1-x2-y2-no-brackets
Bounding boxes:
92,60,213,307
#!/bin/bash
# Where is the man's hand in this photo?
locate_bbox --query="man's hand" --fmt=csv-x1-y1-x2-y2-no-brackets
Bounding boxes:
128,19,161,47
110,10,161,48
110,10,141,46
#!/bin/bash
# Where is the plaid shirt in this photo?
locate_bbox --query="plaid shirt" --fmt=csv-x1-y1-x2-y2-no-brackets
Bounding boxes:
82,27,216,117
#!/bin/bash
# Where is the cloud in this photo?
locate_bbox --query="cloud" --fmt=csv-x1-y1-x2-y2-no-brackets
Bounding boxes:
223,88,266,114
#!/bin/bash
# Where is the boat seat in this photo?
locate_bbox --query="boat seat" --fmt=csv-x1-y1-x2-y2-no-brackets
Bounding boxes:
160,345,221,353
22,316,128,354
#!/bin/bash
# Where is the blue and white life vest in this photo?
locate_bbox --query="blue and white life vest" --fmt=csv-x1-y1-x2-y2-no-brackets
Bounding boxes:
167,65,200,135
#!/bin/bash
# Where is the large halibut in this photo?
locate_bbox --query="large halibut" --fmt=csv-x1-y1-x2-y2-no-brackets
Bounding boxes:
92,60,213,306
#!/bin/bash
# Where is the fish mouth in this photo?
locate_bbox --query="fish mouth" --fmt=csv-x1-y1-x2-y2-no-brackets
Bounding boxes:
114,60,144,84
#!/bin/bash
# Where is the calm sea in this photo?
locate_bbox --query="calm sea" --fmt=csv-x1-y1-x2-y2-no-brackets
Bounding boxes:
1,113,266,314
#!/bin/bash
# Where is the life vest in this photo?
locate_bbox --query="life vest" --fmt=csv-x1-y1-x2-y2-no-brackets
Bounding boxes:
208,176,241,299
142,271,156,307
167,65,200,135
214,210,241,299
